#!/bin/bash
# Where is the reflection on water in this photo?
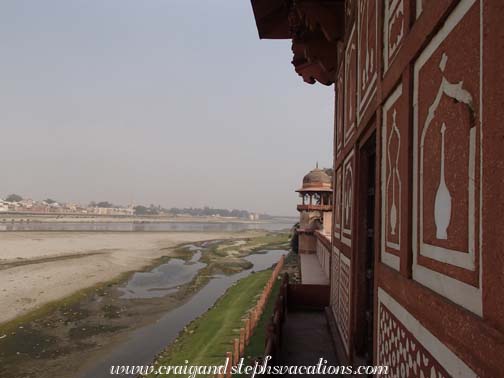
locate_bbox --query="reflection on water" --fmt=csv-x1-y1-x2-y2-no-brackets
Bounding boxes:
78,249,287,378
118,251,205,299
0,221,294,232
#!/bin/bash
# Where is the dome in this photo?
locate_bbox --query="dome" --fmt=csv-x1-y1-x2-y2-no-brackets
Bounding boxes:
297,166,332,192
303,168,331,186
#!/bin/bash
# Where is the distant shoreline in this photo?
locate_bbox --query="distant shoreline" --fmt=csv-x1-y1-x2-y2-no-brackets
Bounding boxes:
0,213,297,224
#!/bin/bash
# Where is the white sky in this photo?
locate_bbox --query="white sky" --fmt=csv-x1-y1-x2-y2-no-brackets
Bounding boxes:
0,0,333,216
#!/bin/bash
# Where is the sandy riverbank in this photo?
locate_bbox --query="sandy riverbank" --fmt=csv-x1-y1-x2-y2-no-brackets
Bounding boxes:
0,231,264,325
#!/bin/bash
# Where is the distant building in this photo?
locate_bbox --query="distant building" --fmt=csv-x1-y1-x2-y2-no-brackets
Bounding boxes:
87,206,135,216
19,199,35,210
31,204,50,213
296,166,333,278
0,201,9,212
248,213,260,221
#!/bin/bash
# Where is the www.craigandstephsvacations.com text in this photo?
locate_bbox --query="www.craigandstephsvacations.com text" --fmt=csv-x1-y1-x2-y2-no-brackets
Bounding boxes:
110,356,390,377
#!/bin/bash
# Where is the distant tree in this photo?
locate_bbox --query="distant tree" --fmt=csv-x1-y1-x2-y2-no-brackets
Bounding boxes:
164,206,261,219
134,205,147,215
96,201,114,208
44,198,56,204
134,205,159,216
5,194,23,203
88,201,97,207
290,222,300,254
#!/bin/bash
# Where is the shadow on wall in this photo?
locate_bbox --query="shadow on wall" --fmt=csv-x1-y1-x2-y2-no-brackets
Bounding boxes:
290,223,299,253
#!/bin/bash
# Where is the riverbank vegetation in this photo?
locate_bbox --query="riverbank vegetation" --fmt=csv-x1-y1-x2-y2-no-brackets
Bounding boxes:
150,269,275,374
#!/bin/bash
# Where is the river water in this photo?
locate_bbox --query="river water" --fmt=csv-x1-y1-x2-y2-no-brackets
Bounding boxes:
118,251,205,299
77,249,287,378
0,220,294,232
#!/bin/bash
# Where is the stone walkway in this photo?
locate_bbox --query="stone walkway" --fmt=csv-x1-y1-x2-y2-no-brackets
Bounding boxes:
299,254,329,285
279,311,340,377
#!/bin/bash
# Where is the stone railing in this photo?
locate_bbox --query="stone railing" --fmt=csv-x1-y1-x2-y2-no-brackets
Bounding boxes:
296,204,332,212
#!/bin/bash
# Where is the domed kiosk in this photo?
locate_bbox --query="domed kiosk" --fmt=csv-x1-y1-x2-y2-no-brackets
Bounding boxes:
296,164,333,254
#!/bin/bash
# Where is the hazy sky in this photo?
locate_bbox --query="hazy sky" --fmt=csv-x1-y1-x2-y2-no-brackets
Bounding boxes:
0,0,333,216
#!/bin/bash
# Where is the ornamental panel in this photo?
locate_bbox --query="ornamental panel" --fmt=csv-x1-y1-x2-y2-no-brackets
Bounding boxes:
357,0,378,121
341,151,354,247
378,288,477,377
381,84,406,271
344,25,357,145
384,0,405,72
336,66,344,154
338,253,351,354
334,167,342,240
330,246,340,322
412,0,482,315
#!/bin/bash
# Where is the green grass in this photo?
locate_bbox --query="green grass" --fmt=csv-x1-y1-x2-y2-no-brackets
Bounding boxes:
150,269,274,375
241,278,281,360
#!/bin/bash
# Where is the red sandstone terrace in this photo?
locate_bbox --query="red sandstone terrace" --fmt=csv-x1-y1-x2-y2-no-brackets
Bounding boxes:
249,0,504,376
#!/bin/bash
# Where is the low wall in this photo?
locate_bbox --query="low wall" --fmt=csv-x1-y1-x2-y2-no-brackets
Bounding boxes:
298,233,316,254
315,232,331,278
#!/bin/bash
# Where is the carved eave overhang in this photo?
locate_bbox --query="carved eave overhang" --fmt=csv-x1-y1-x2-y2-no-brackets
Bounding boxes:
250,0,291,39
250,0,345,86
291,33,338,85
293,0,345,43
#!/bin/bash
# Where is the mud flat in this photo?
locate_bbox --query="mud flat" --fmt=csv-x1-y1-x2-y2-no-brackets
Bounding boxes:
0,232,290,378
0,231,266,325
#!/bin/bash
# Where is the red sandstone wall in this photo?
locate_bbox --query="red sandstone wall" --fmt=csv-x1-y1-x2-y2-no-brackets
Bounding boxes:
316,232,331,278
330,0,504,376
299,233,317,254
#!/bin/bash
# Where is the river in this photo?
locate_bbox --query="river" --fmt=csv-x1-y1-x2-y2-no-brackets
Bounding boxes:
76,248,287,378
0,220,294,232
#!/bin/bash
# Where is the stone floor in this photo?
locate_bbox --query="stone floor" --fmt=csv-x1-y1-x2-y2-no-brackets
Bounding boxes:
299,254,330,285
278,310,341,377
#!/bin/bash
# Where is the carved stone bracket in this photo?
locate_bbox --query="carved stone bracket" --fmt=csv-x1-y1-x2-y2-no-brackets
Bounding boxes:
295,0,345,42
288,0,344,85
292,38,336,85
250,0,345,86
